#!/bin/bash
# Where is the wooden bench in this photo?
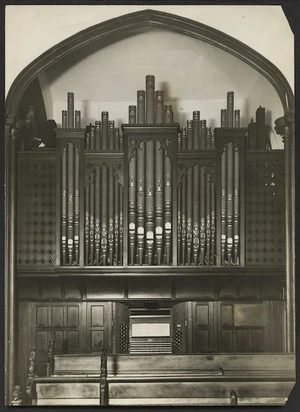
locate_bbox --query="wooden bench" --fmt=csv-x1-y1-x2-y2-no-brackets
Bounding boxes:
27,349,295,406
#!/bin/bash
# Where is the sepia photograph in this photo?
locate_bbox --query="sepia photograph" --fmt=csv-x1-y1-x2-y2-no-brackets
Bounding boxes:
4,3,296,408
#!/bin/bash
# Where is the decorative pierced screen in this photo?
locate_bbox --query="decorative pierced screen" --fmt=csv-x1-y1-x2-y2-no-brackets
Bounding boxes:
119,322,129,353
245,154,285,265
173,329,183,350
17,156,56,266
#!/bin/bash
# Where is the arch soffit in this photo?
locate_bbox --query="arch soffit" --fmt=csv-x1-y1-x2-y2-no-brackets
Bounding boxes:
6,9,293,119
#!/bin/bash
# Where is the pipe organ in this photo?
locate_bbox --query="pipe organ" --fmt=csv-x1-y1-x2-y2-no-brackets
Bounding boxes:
53,76,248,268
13,73,293,406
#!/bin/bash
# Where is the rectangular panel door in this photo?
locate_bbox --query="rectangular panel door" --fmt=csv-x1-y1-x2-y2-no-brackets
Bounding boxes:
86,302,113,353
191,302,216,353
31,302,85,377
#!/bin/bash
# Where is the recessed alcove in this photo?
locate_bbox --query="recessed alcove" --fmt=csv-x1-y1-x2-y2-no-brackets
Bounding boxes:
38,29,283,148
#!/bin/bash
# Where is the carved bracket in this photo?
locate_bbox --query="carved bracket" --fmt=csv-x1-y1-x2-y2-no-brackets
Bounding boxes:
178,160,216,184
85,161,124,187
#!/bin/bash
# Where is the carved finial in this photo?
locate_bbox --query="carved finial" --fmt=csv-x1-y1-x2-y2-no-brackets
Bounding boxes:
26,347,37,405
11,385,22,406
230,390,237,406
46,331,56,377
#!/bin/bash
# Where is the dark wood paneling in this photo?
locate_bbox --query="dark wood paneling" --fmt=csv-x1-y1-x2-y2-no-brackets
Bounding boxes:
195,330,209,352
90,305,104,327
54,331,64,353
91,330,104,352
127,278,172,299
234,303,267,327
238,279,260,299
265,301,285,352
192,302,214,353
86,302,112,353
30,302,86,377
41,280,62,300
86,278,125,299
64,280,82,300
51,306,64,327
221,305,233,326
251,329,264,352
196,305,209,326
67,306,79,327
236,330,250,351
175,278,215,299
18,279,39,299
218,280,238,299
221,330,233,351
67,331,79,353
261,277,283,299
36,306,48,327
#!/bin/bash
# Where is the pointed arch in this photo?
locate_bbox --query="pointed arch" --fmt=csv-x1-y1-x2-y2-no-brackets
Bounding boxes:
6,9,293,118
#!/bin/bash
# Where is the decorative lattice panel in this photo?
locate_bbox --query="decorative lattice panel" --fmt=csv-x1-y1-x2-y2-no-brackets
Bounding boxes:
119,322,129,353
245,154,285,265
17,156,56,266
173,329,183,350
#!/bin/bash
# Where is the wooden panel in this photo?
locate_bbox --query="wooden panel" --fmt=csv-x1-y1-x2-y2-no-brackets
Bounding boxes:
52,353,295,376
251,329,264,352
234,303,267,327
236,329,250,351
261,278,283,299
109,398,231,406
91,330,104,352
51,306,64,327
196,305,209,326
221,330,233,351
266,301,285,352
86,278,125,299
18,279,39,299
128,278,172,298
86,302,112,353
41,280,62,300
91,306,104,327
175,278,214,299
218,280,238,299
221,305,233,326
67,306,79,327
37,399,99,406
54,331,64,353
63,280,82,300
191,302,215,353
67,331,79,353
195,330,209,352
109,381,293,399
36,382,100,399
36,306,48,327
238,279,260,299
36,330,48,351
